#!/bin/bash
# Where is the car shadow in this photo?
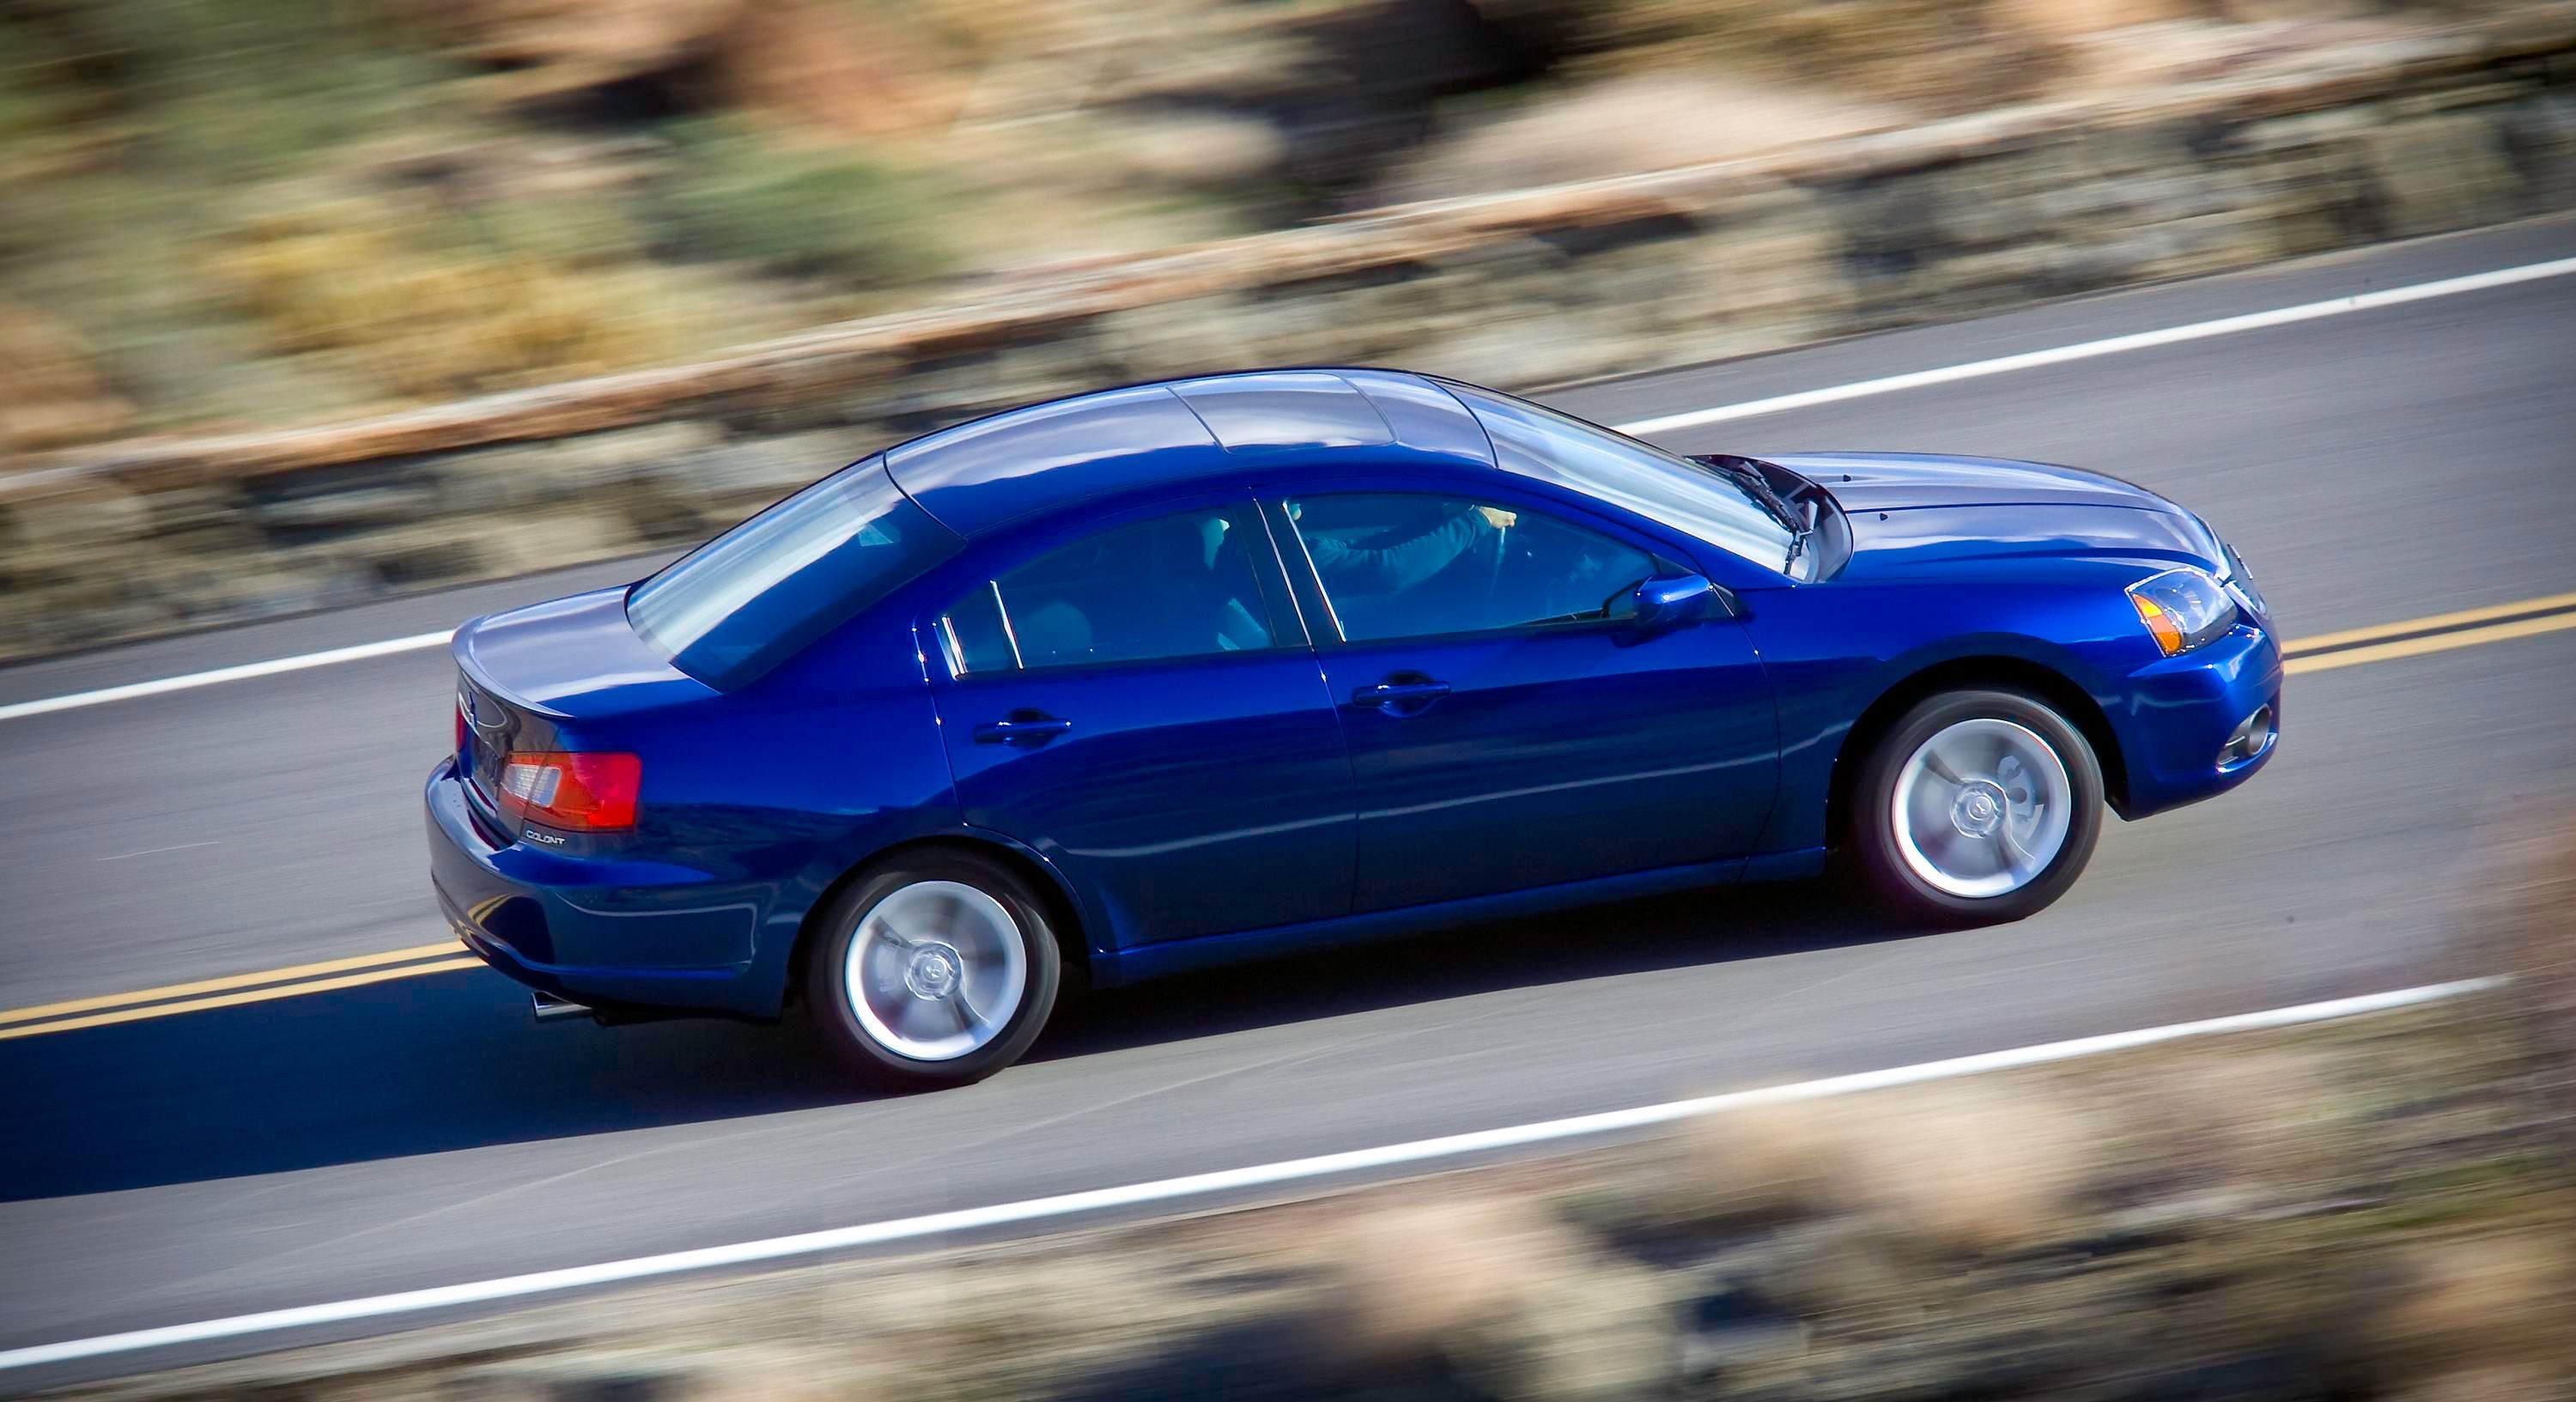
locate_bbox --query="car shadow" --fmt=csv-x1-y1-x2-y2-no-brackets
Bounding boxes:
1031,880,1917,1063
2,881,1924,1202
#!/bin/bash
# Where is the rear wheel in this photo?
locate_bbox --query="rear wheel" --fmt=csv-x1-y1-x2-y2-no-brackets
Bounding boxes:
1851,689,2104,926
805,852,1061,1089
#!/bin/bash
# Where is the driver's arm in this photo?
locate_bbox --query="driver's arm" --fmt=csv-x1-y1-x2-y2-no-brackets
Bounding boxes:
1306,506,1512,595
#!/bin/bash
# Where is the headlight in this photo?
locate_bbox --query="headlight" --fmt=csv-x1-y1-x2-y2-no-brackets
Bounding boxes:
2221,543,2268,617
2128,567,2239,657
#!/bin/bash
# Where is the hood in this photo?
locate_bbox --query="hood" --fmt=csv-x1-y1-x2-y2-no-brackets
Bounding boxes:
1769,452,2225,581
1770,452,2167,513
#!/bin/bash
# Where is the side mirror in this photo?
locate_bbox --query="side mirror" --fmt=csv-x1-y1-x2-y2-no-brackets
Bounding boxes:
1631,574,1722,632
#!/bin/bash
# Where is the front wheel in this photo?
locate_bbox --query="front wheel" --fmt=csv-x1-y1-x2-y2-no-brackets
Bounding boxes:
1851,689,2105,926
805,852,1061,1089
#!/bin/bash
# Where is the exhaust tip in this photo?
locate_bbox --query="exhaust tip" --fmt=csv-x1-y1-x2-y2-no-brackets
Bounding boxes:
532,989,594,1023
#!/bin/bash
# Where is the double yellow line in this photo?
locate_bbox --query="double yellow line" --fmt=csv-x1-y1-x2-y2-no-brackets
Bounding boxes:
4,589,2573,1042
0,944,481,1042
2281,590,2576,673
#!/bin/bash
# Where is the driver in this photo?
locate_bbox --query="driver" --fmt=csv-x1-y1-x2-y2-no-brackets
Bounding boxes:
1298,502,1516,598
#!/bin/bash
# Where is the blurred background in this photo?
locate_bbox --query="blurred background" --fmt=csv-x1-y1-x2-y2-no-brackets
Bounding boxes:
0,0,2549,436
5,0,2570,662
3,5,2575,1398
3,0,2572,662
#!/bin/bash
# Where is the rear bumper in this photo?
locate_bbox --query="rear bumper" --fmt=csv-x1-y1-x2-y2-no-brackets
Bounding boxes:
2108,624,2283,819
424,759,783,1018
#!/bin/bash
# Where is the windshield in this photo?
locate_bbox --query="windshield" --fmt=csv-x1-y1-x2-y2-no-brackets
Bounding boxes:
628,458,959,689
1441,383,1798,573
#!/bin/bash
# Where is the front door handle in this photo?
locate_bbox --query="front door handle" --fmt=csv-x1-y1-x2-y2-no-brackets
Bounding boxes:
974,713,1073,745
1351,677,1451,712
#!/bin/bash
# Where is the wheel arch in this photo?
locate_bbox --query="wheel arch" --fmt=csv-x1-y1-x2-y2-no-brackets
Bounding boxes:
1826,655,2130,854
781,832,1094,1011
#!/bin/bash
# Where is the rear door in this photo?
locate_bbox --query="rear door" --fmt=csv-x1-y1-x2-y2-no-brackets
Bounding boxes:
1273,489,1779,913
925,499,1355,948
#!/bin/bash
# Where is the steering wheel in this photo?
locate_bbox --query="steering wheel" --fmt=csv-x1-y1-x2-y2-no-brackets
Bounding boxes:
1485,519,1510,599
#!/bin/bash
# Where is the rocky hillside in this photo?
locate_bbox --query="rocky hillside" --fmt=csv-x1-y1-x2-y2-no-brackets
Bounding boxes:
0,0,2548,447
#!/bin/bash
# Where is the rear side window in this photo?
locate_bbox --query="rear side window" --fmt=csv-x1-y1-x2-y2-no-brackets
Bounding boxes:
938,507,1275,675
629,458,959,689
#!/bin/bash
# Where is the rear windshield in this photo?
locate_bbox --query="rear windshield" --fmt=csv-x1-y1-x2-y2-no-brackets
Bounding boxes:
628,458,959,689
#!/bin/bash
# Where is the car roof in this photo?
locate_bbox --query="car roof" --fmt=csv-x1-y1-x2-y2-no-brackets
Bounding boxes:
882,368,1498,537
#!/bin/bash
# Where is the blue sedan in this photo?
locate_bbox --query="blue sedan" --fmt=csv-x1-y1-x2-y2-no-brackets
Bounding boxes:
428,369,2279,1086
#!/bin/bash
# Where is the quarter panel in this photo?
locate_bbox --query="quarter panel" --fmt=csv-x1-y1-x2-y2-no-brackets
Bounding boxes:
494,610,964,1005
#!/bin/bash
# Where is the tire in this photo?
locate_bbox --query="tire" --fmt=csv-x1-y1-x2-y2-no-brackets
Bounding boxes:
803,851,1062,1089
1850,689,2105,926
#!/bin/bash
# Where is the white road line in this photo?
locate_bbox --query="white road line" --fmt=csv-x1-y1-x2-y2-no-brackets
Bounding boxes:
0,631,454,725
5,252,2573,728
0,976,2498,1375
1613,255,2576,435
94,841,220,863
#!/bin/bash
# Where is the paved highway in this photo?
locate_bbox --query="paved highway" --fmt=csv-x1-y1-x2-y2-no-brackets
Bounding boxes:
3,217,2573,1385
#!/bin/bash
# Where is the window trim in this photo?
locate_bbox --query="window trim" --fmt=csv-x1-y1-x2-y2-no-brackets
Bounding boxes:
1265,489,1681,649
926,494,1305,682
1271,501,1347,646
933,579,1024,678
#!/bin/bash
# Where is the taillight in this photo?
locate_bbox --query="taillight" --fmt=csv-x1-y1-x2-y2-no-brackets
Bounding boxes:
495,751,641,831
454,695,468,754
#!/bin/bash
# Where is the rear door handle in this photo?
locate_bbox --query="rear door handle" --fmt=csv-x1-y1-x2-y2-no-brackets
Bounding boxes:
973,714,1073,745
1351,679,1451,709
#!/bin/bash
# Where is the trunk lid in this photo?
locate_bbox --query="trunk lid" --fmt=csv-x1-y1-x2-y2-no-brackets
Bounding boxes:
452,586,713,836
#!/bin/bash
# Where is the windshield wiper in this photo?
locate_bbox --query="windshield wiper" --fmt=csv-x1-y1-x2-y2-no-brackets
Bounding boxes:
1687,453,1821,574
1783,497,1819,573
1698,456,1804,532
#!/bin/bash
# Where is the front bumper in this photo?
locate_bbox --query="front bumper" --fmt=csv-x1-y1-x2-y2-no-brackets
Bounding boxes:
424,759,781,1018
2108,624,2283,819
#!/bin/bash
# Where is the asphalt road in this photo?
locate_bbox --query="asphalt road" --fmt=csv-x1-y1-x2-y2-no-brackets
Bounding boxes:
3,217,2573,1385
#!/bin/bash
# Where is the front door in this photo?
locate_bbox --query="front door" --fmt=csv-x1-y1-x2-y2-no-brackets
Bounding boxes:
1277,491,1777,912
927,502,1353,947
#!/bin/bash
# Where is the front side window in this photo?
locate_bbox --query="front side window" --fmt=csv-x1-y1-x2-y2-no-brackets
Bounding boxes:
938,507,1275,675
1285,493,1658,643
1441,382,1797,573
629,458,959,689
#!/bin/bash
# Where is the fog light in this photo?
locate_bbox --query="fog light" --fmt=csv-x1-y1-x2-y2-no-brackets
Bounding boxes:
2218,705,2274,768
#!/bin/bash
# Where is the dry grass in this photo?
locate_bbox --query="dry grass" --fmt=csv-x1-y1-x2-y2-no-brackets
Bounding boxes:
1675,1096,1851,1223
2123,1046,2348,1195
1318,1196,1578,1363
16,0,2549,441
1473,0,2324,113
2387,1363,2569,1402
1675,1082,2111,1255
2372,1235,2576,1387
0,301,134,452
2468,816,2576,1158
1313,1194,1676,1399
1988,0,2201,43
1842,1083,2113,1254
202,198,690,405
678,1354,878,1402
1481,0,2067,112
1381,72,1905,201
